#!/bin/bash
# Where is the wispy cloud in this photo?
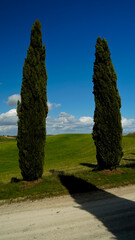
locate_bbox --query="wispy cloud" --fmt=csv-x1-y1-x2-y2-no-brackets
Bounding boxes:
47,101,61,111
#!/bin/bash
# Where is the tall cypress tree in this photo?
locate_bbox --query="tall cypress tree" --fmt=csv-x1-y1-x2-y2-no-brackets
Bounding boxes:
17,20,48,181
92,37,122,170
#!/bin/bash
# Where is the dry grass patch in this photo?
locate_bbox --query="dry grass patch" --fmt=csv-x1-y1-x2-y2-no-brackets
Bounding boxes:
101,169,124,175
23,178,43,188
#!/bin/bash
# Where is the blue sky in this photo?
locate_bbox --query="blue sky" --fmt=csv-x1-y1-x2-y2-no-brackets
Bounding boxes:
0,0,135,135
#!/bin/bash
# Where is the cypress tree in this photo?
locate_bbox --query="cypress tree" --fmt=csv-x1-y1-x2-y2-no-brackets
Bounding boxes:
92,37,123,170
17,20,48,181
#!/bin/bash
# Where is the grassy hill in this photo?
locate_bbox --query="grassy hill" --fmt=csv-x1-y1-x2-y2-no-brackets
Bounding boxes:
0,134,135,201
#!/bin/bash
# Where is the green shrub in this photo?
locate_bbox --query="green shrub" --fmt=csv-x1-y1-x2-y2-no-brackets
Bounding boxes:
17,20,48,181
92,37,123,169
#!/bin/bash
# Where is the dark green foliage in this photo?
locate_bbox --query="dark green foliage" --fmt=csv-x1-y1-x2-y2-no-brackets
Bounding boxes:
17,20,48,181
92,37,123,170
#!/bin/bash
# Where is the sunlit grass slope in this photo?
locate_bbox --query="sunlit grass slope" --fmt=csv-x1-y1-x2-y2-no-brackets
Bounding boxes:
0,134,135,201
0,134,135,182
0,134,96,182
45,134,96,174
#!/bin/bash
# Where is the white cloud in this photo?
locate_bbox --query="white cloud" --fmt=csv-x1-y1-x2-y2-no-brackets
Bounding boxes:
79,116,93,125
6,96,61,110
0,109,135,136
46,112,94,135
0,109,18,136
46,114,135,135
122,117,135,134
47,101,61,111
0,125,17,136
6,94,21,107
0,109,17,125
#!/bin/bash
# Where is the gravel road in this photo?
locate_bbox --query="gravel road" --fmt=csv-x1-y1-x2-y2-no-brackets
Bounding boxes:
0,185,135,240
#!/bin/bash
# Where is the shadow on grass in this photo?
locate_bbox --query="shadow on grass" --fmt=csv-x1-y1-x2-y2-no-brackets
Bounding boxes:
123,158,135,162
80,163,99,171
59,174,135,240
59,174,98,194
122,157,135,168
11,177,22,183
121,163,135,169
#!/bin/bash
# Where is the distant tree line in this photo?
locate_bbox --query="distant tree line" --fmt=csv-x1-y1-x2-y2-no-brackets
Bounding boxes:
17,20,122,181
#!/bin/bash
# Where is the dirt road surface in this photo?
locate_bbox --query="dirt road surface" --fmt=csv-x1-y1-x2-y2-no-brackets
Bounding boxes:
0,185,135,240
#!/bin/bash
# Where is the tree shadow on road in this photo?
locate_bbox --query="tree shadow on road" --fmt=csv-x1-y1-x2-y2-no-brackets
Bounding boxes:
59,174,135,240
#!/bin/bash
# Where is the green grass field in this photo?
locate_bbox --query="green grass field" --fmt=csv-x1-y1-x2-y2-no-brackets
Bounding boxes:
0,134,135,202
